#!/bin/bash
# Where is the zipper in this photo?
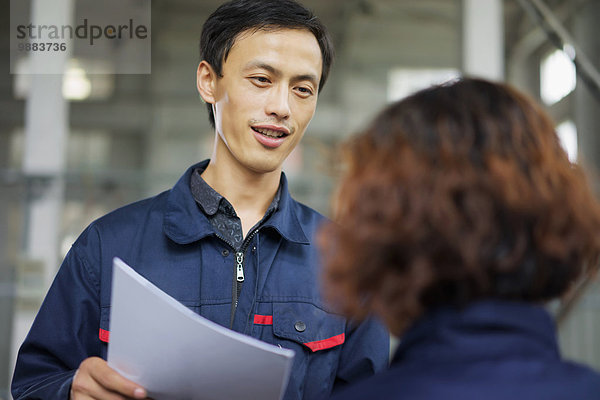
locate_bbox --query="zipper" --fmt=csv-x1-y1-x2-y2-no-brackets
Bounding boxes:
229,228,260,329
214,233,236,253
236,252,244,282
212,233,240,329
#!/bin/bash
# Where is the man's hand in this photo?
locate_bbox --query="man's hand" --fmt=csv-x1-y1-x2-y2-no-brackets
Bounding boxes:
71,357,148,399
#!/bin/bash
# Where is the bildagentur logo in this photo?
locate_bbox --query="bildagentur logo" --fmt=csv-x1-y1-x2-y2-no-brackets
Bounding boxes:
16,18,149,45
10,0,151,74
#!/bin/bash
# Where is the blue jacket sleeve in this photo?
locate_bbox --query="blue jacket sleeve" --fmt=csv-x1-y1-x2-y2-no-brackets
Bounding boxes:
11,244,103,400
335,317,389,389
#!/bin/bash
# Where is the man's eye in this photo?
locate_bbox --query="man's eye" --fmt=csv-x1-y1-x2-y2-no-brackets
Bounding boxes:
252,77,270,84
296,87,314,96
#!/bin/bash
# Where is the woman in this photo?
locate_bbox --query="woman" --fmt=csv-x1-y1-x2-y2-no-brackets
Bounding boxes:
321,78,600,399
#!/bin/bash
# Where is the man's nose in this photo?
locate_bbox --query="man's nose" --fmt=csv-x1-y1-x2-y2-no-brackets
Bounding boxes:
265,85,291,119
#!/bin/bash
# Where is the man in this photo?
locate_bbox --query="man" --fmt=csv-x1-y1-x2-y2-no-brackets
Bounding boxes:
11,1,389,399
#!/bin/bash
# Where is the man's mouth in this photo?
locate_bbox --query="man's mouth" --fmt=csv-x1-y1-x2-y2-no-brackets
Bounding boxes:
250,125,291,149
251,126,290,138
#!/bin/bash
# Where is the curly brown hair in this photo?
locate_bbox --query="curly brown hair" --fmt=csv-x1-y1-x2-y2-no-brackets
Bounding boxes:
319,78,600,335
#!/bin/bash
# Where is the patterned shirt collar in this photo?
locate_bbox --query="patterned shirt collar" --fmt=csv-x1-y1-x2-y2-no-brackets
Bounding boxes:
190,167,282,220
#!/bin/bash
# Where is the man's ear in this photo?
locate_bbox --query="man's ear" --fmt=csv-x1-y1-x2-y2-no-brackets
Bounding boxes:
197,61,217,104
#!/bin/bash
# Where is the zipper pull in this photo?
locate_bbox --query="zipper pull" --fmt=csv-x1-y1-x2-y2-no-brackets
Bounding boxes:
236,252,244,282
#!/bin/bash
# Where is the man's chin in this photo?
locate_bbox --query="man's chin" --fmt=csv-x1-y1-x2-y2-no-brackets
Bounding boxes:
245,157,285,175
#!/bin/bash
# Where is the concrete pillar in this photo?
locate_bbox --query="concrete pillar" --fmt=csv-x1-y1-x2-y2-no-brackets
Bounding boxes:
22,0,73,286
574,1,600,171
462,0,504,80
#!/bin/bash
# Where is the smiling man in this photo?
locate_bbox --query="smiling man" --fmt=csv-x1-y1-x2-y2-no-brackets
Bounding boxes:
11,1,389,399
195,27,322,236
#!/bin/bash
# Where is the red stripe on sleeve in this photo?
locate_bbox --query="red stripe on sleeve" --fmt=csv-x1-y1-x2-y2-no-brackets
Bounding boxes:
253,314,273,325
99,328,110,343
303,333,345,352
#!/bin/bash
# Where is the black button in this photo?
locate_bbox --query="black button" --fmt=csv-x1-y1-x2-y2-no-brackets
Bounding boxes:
221,249,229,257
294,321,306,332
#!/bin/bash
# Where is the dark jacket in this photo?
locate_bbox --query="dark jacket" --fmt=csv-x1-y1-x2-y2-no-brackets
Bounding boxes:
12,161,389,400
329,300,600,400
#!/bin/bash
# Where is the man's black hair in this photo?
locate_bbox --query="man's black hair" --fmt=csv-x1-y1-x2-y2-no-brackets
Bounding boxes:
200,0,334,127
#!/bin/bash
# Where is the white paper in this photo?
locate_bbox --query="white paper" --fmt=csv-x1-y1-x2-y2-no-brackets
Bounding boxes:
107,257,295,400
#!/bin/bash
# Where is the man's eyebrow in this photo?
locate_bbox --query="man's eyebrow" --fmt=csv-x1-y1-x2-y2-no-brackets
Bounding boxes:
243,61,279,75
243,61,319,87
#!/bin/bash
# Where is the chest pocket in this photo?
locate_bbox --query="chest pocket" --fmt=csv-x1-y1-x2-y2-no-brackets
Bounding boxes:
264,302,346,399
271,302,346,352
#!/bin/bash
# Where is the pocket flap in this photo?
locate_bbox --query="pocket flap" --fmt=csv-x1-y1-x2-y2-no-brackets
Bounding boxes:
272,302,345,352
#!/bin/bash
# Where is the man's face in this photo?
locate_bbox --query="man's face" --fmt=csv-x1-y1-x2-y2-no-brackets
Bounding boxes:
208,28,322,174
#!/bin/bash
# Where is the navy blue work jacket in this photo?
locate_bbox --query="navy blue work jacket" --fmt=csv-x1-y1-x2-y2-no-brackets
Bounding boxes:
329,300,600,400
12,161,389,400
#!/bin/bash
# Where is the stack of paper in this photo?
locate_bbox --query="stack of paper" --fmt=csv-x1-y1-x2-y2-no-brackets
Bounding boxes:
107,257,295,400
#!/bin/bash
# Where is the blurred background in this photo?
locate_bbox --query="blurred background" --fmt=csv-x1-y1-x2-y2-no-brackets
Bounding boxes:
1,0,600,398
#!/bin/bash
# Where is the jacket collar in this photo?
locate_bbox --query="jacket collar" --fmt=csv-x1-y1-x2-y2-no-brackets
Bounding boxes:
262,173,309,244
163,160,309,245
393,300,560,365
